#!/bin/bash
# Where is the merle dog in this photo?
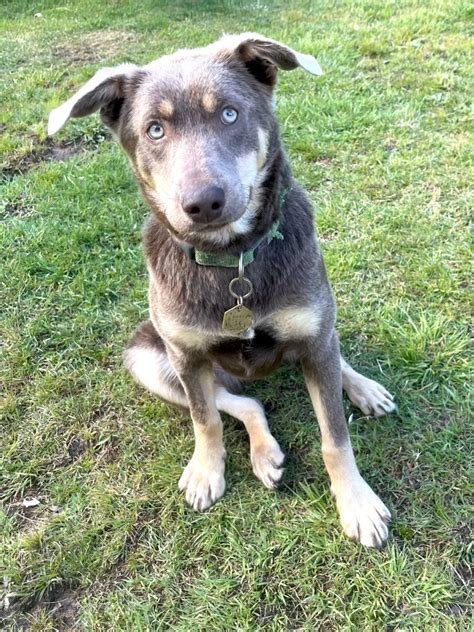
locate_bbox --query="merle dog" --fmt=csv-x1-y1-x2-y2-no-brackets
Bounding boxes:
49,33,396,547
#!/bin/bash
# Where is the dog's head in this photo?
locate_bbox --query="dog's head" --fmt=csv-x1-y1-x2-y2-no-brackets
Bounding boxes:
49,33,322,245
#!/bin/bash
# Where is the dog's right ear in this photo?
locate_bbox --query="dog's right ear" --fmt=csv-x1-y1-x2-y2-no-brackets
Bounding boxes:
48,63,139,135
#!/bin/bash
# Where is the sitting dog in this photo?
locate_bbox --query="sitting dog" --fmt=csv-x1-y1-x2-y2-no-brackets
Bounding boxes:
49,33,396,547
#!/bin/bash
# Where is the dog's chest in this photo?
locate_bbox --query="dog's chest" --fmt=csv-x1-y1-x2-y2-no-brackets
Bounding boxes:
148,232,324,359
209,328,283,379
154,299,322,354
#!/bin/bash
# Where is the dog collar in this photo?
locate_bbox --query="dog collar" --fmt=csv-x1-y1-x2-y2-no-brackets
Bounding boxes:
173,186,291,268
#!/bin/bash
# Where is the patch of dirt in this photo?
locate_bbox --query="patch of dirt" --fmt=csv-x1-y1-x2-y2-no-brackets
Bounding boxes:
452,559,473,590
32,590,80,632
1,130,109,182
1,199,35,219
313,157,333,167
451,522,472,546
68,436,89,460
446,603,465,617
389,447,423,491
88,559,130,597
97,440,121,465
1,586,82,631
384,139,397,153
1,139,81,181
5,489,58,536
6,489,43,516
444,562,471,620
6,506,47,536
89,400,115,423
52,30,134,65
49,435,90,469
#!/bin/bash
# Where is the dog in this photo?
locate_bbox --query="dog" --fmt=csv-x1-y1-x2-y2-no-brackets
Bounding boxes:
49,33,396,548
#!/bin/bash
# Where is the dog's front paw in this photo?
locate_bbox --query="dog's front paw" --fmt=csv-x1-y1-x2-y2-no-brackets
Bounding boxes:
179,452,226,511
333,477,391,548
348,376,396,418
251,437,285,489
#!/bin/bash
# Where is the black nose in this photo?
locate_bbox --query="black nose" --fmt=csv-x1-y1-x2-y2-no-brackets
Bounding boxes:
182,185,226,224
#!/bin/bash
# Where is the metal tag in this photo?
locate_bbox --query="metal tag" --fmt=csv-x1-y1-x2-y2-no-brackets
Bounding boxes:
222,304,253,336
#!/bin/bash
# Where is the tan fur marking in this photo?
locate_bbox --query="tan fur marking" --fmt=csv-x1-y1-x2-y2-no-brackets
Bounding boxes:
269,306,322,341
138,170,155,189
202,93,217,112
155,315,211,352
178,367,226,511
257,128,269,170
158,99,174,118
236,150,258,189
135,154,155,189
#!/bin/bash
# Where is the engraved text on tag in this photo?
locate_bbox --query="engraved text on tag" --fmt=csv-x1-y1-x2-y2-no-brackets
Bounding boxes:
222,304,253,336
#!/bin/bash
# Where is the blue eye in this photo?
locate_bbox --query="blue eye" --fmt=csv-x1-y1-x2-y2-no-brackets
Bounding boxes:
221,107,238,125
147,122,165,140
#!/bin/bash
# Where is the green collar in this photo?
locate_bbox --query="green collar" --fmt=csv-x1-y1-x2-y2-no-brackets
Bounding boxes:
175,186,291,268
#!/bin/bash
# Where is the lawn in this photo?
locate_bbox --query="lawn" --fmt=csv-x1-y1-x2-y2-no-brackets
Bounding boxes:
1,0,472,629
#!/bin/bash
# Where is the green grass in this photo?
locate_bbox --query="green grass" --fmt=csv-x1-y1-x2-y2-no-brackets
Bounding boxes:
1,0,472,629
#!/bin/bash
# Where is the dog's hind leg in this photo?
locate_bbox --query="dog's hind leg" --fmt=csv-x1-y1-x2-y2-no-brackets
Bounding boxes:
341,357,396,417
124,320,189,408
124,321,284,490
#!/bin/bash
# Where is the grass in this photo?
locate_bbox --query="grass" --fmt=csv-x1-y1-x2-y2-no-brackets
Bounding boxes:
1,0,472,629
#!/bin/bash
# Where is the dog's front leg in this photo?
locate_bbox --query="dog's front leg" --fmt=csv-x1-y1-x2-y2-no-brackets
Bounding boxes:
168,351,226,511
302,332,391,548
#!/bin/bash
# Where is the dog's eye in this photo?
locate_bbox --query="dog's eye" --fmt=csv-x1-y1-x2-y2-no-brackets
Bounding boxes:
147,122,165,140
221,107,238,125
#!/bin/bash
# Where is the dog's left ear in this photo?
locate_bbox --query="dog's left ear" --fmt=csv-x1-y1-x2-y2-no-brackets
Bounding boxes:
214,32,323,86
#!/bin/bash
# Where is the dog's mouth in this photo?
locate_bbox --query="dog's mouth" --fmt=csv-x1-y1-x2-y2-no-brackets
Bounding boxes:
193,217,238,232
189,187,253,234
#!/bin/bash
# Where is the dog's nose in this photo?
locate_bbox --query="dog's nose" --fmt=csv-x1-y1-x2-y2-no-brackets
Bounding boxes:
182,186,226,224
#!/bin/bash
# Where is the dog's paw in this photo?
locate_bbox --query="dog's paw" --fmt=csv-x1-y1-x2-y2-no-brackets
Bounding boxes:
347,375,396,418
251,438,285,489
334,477,391,548
178,453,226,511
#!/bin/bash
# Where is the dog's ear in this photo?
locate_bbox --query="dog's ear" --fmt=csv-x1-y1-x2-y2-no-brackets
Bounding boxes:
214,33,323,86
48,63,139,135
